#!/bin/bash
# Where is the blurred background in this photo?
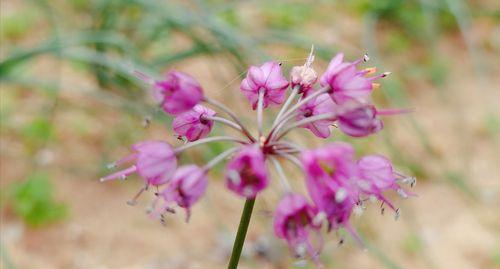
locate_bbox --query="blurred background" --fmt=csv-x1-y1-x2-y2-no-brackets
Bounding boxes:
1,0,499,268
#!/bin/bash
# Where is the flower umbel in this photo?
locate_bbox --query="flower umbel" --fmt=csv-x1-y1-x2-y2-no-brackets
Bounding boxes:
102,49,415,267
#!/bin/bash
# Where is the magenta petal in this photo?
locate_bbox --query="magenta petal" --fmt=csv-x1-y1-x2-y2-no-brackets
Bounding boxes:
172,105,216,142
154,71,204,115
225,145,269,198
240,61,289,108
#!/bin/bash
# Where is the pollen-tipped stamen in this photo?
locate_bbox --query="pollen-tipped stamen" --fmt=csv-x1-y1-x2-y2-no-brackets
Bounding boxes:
100,165,137,182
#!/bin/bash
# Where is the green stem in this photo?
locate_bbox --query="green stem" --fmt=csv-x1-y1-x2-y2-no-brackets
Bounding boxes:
227,198,256,269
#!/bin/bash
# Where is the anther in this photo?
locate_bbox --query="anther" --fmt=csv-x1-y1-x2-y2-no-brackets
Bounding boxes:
395,208,401,220
106,163,116,169
127,200,138,206
397,188,409,199
363,53,370,62
166,208,176,214
364,67,377,75
382,71,391,77
372,83,381,90
295,244,307,258
142,116,152,128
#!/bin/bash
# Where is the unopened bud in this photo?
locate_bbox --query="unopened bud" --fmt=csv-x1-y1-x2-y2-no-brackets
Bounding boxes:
290,65,318,93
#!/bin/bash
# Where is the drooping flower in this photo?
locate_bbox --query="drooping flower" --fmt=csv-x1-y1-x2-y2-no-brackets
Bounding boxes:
301,143,362,243
101,140,177,186
240,61,289,109
337,102,383,137
172,105,216,142
357,155,411,212
273,193,322,261
296,93,337,138
154,71,204,115
320,53,386,104
225,144,269,198
153,165,208,222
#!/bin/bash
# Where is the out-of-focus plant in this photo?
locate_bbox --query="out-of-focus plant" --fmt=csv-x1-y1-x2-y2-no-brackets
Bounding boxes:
5,173,67,226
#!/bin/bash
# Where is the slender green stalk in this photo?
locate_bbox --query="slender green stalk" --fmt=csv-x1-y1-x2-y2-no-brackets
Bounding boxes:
203,97,256,142
272,85,299,128
174,136,245,154
227,198,256,269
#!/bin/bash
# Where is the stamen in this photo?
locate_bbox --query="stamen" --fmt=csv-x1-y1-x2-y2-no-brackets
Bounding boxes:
372,83,381,90
295,244,307,258
132,70,155,85
113,153,138,167
127,184,149,206
381,71,391,77
142,116,152,128
363,53,370,62
395,208,401,220
100,166,137,182
363,67,377,76
397,188,409,199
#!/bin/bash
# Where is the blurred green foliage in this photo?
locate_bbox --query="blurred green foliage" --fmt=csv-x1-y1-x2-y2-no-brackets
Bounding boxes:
21,117,54,149
262,2,314,30
351,0,457,39
403,233,423,255
0,8,40,40
6,173,67,226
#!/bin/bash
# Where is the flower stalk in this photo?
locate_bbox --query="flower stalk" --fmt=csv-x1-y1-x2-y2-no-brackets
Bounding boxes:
227,198,256,269
203,97,256,142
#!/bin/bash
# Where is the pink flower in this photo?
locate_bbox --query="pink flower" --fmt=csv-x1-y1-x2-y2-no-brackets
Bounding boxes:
172,105,216,142
301,143,362,243
357,155,410,211
320,53,382,104
225,145,269,198
101,140,177,186
296,93,336,138
337,102,383,137
154,71,204,115
273,193,321,260
240,61,289,109
153,165,208,222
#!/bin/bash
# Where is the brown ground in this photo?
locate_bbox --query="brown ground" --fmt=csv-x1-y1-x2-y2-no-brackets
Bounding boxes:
1,1,500,269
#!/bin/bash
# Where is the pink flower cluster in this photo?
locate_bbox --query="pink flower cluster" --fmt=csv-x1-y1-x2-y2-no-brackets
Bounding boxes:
101,49,415,266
